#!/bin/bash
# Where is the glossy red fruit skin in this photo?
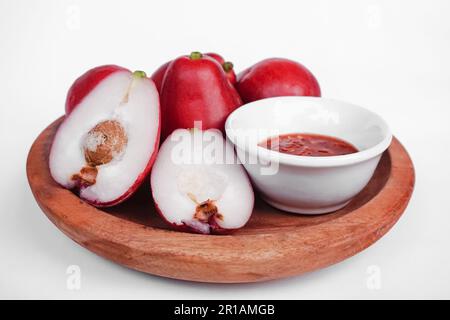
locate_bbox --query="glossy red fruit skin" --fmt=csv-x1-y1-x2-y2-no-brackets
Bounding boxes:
225,67,237,85
150,61,170,93
204,52,225,65
205,53,237,85
65,65,127,114
151,53,236,92
236,58,321,103
159,54,242,140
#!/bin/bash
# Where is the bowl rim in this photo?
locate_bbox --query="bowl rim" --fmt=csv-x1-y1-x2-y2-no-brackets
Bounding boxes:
225,96,392,167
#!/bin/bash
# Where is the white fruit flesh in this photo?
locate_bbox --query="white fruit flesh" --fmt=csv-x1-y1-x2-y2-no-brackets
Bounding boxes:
151,129,254,233
49,70,159,204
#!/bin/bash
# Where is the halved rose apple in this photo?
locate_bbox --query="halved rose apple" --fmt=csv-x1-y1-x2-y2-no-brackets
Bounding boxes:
49,65,160,206
150,128,254,234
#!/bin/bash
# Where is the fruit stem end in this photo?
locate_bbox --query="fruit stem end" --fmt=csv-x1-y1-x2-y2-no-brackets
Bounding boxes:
132,70,147,78
189,51,203,60
222,61,234,72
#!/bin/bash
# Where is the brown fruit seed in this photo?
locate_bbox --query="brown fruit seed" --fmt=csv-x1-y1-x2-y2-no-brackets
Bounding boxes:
83,120,127,166
194,200,223,222
71,166,98,187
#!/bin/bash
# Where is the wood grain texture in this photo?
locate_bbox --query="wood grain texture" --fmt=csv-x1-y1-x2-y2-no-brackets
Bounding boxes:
26,118,415,283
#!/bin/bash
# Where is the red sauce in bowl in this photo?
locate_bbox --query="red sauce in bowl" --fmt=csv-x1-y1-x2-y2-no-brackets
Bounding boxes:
258,133,358,157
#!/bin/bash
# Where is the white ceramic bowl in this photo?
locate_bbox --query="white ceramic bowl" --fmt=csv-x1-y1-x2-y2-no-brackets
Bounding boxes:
225,96,392,214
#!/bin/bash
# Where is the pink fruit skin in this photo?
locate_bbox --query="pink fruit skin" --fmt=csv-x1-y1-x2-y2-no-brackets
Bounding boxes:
236,58,321,103
54,66,161,207
65,65,127,115
151,52,236,93
159,54,242,140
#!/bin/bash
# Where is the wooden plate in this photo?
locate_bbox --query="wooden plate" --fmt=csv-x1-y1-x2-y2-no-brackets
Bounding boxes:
27,118,415,283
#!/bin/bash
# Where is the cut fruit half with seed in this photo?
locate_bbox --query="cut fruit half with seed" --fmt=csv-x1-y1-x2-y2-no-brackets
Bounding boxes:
151,128,254,234
49,66,160,206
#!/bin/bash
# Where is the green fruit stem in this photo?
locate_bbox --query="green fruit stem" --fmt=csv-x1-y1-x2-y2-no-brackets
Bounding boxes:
222,61,234,72
190,51,203,60
133,70,147,78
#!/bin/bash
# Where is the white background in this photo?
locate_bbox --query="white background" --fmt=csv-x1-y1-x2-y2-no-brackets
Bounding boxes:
1,0,449,299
